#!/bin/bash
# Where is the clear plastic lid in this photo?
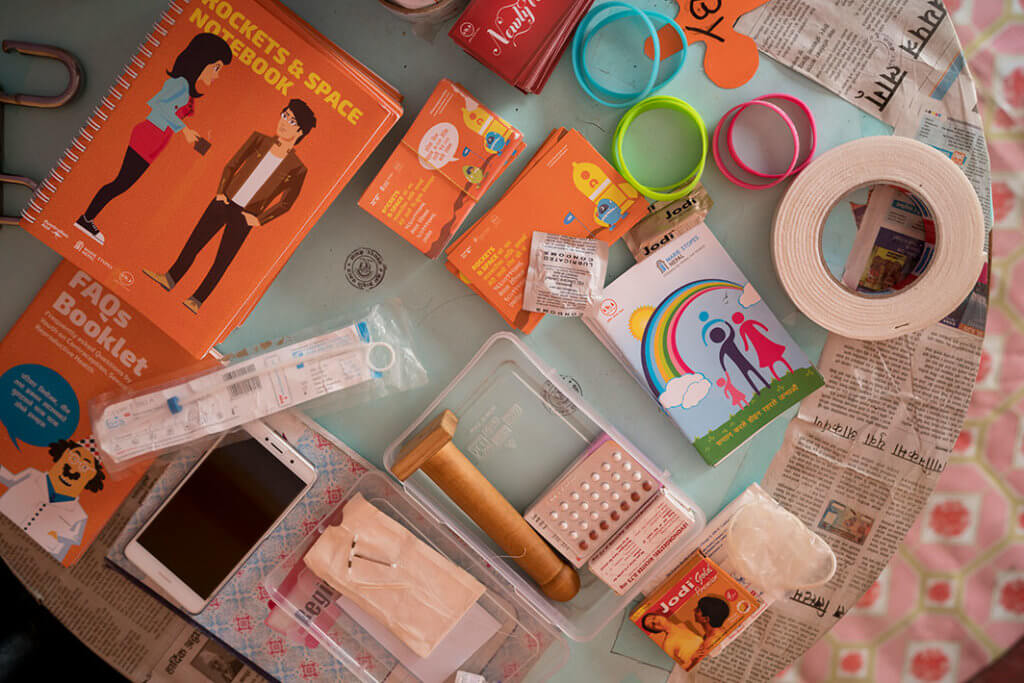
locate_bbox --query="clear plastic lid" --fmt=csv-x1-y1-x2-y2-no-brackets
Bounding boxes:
263,470,568,683
383,333,706,641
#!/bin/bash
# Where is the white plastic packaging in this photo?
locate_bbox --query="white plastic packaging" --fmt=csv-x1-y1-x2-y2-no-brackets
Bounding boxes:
523,231,608,317
91,301,427,472
726,490,837,601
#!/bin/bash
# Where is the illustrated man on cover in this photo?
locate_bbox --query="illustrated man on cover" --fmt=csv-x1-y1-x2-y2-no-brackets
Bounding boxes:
143,98,317,314
0,438,105,563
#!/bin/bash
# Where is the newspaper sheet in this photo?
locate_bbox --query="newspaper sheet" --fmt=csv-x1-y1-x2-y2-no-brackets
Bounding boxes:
680,2,992,681
0,452,261,683
149,627,266,683
737,0,993,233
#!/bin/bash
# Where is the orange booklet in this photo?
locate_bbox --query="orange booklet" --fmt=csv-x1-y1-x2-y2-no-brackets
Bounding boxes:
0,262,214,566
360,79,525,258
445,128,643,332
630,551,759,671
19,0,402,358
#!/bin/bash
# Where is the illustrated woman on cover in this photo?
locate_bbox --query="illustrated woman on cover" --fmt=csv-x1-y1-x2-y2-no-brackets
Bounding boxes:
640,597,732,670
74,33,233,245
732,312,792,380
641,613,704,669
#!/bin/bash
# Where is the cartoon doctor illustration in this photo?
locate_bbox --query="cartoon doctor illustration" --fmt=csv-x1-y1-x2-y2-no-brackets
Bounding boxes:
0,438,105,562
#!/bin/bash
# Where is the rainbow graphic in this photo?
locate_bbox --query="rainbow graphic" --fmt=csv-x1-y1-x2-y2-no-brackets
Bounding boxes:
639,279,744,398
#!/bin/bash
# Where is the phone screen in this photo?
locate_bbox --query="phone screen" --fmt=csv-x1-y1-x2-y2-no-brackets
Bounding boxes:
136,437,306,599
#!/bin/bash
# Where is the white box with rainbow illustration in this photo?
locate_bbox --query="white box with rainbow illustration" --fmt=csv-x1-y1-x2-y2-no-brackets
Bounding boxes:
584,223,824,466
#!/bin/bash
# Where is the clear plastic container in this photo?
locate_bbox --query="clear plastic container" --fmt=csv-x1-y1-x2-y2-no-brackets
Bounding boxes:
264,470,568,683
383,333,706,641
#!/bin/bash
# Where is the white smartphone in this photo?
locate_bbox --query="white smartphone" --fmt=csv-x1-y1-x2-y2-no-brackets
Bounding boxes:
125,420,316,613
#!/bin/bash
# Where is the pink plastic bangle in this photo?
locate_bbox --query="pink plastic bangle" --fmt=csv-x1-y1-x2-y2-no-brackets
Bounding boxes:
713,101,799,190
727,93,817,178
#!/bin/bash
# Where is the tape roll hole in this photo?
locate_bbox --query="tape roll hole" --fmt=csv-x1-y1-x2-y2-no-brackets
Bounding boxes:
819,183,935,297
619,107,704,191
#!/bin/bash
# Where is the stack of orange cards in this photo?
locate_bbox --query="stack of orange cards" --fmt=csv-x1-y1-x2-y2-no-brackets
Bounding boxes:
360,79,525,258
445,128,643,332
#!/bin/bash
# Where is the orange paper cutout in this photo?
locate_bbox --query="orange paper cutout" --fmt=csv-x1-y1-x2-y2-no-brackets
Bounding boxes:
643,0,772,89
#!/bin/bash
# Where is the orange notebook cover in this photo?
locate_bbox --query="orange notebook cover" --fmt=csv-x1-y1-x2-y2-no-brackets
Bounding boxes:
0,262,214,566
359,79,525,258
20,0,402,358
445,128,642,332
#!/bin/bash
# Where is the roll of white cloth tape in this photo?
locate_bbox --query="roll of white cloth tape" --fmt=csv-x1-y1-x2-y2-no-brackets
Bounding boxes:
772,136,985,340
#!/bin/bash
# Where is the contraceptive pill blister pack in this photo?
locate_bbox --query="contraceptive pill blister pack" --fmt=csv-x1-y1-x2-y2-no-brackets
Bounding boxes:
525,435,662,567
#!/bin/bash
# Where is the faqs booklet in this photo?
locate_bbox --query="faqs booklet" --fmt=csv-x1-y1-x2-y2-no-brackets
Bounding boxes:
20,0,401,358
583,222,824,466
0,262,214,566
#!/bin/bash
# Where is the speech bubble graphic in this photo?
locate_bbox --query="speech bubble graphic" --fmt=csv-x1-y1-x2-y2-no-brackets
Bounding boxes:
418,122,460,170
0,364,79,450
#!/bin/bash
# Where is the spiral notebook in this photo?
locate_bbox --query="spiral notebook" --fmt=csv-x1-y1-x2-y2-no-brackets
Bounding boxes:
19,0,402,358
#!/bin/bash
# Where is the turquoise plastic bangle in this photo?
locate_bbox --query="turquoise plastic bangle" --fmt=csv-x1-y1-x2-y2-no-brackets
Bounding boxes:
575,6,688,104
613,96,708,201
571,2,659,109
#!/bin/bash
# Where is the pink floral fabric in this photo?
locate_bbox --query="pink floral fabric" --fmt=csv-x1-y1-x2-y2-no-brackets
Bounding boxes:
778,2,1024,681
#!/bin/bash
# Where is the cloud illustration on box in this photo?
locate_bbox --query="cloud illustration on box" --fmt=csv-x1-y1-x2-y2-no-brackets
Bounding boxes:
659,374,712,410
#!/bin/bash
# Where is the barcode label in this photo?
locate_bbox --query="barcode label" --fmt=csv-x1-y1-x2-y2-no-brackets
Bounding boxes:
223,364,257,381
227,376,262,398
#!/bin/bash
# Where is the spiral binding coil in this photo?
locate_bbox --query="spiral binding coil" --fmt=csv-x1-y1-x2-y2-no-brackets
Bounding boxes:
21,0,188,224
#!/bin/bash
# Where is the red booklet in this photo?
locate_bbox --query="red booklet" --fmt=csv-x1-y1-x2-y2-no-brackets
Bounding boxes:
0,262,214,566
19,0,402,358
450,0,593,93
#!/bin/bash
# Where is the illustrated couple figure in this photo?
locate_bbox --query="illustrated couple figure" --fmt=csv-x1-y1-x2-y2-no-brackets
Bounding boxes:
640,596,731,670
700,310,792,407
74,33,317,314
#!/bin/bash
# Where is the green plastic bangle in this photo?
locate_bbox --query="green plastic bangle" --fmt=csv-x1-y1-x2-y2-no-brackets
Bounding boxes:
612,96,708,201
